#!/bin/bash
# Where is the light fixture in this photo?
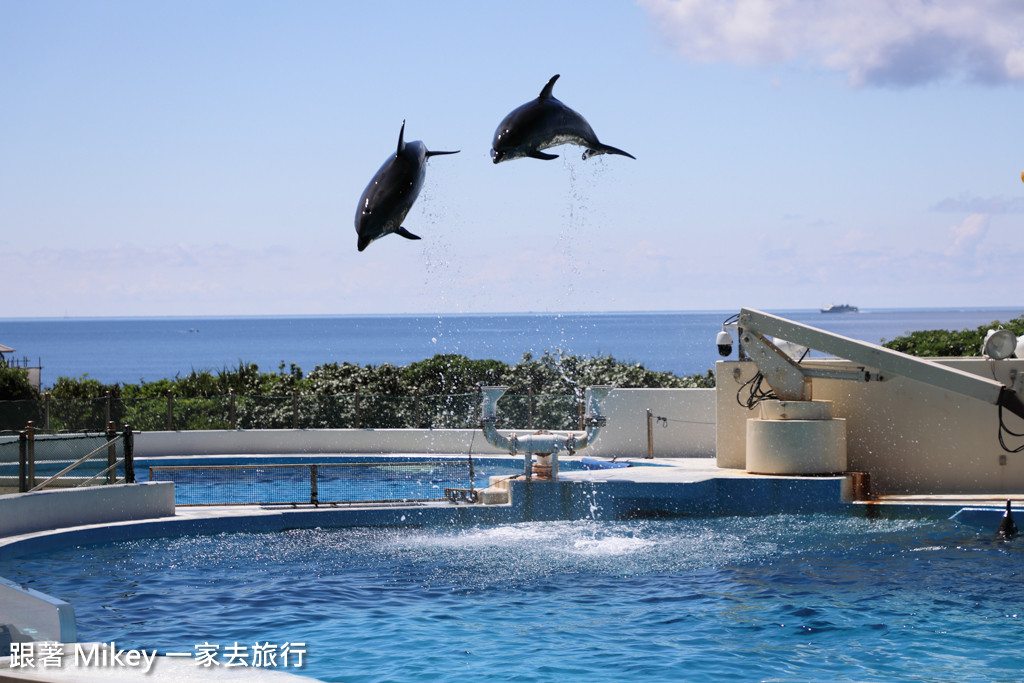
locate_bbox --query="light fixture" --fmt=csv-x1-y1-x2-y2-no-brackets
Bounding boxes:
983,329,1017,360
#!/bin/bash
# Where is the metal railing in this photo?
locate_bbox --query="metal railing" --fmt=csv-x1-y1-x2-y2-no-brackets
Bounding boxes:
0,391,585,433
3,422,135,493
149,459,477,507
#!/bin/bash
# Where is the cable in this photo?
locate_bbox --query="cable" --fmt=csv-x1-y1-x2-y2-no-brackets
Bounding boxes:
999,404,1024,453
650,415,716,426
735,369,777,410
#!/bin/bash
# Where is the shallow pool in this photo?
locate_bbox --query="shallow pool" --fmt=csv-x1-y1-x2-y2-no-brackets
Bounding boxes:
3,513,1022,681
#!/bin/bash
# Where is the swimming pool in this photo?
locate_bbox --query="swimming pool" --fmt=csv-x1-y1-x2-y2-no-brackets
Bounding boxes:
3,512,1021,681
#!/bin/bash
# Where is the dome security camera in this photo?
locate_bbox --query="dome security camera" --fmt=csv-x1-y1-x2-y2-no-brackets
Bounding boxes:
716,329,733,357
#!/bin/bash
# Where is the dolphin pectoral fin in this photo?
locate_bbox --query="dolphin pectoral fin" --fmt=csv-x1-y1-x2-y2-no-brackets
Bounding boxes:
539,74,560,99
396,227,422,241
425,149,460,157
527,150,559,161
582,144,636,161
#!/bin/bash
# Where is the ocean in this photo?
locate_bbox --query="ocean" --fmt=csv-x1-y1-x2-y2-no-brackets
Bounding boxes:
0,308,1020,387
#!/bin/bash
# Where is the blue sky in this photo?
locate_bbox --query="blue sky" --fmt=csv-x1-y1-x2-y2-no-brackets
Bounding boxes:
2,0,1022,317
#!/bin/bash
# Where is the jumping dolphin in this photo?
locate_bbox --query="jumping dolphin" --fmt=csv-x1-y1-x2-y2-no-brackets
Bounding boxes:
355,121,459,252
490,74,635,164
997,499,1018,539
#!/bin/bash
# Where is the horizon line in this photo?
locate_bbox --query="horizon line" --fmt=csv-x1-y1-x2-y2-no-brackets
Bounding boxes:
2,305,1023,323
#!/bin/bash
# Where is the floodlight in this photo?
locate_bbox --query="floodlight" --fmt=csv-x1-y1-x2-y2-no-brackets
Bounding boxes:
983,329,1017,360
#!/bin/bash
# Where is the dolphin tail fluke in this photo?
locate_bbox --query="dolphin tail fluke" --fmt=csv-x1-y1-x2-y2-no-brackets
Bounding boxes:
527,150,559,161
582,143,636,161
396,120,406,155
396,227,421,241
426,149,460,158
539,74,560,99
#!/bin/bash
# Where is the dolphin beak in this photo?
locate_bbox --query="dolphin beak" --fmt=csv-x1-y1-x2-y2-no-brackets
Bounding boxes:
490,149,501,164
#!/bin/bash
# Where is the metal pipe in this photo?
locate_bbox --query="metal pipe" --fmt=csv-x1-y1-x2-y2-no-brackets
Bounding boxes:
106,421,117,484
647,408,654,459
27,421,34,489
123,424,135,483
479,385,612,477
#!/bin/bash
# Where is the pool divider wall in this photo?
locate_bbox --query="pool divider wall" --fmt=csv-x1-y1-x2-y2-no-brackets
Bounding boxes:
0,482,175,538
0,575,77,644
501,476,852,521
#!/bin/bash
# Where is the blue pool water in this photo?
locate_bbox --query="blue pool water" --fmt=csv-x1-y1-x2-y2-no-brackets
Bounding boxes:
3,513,1022,681
144,458,543,505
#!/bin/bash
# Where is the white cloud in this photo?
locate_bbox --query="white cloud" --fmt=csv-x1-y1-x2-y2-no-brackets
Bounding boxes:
945,213,989,257
637,0,1024,86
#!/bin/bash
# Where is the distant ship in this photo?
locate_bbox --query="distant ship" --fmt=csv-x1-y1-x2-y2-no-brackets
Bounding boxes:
820,303,859,314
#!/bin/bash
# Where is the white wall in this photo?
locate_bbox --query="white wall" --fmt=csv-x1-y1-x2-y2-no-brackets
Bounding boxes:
135,428,506,457
0,482,175,538
717,358,1024,494
588,388,715,458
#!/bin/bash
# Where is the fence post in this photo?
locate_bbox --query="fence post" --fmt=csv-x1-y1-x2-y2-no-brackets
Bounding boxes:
26,421,35,490
18,429,27,493
309,465,319,506
166,390,174,431
292,389,298,429
646,408,654,459
577,394,585,430
355,389,361,429
414,388,421,428
123,424,135,484
229,389,237,430
44,391,51,432
104,391,111,426
528,386,534,429
106,421,117,484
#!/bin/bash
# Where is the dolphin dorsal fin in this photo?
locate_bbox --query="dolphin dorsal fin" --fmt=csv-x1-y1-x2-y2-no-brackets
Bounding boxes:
539,74,560,99
396,120,406,155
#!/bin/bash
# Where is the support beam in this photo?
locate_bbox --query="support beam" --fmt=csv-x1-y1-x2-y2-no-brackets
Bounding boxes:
738,308,1024,418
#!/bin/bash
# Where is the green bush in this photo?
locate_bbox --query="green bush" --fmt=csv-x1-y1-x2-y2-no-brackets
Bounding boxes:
0,353,716,432
883,315,1024,357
